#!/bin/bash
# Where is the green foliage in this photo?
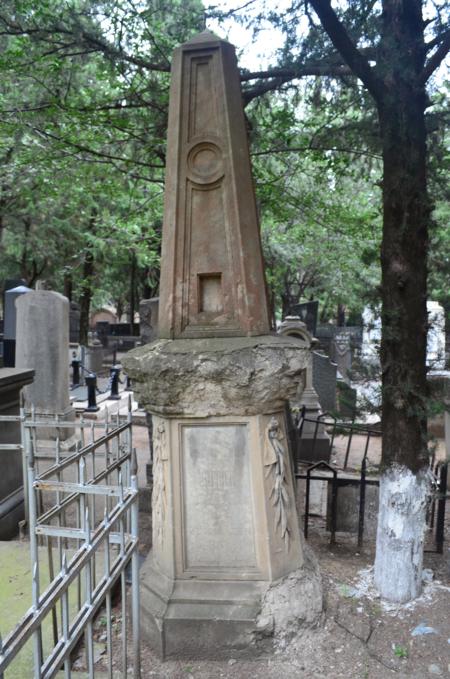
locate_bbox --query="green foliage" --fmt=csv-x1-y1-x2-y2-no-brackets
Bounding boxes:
248,87,382,320
0,0,203,317
393,644,408,659
0,0,448,332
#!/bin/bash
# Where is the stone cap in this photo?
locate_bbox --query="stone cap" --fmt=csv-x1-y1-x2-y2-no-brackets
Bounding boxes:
0,368,34,396
123,335,309,417
277,316,318,348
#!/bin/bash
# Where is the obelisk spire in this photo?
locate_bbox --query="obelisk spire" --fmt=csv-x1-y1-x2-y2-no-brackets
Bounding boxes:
158,31,271,339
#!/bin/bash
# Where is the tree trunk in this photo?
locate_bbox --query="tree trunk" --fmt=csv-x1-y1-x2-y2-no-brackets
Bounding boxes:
336,303,346,327
63,272,73,301
130,251,136,335
79,249,94,346
374,0,431,602
309,0,436,603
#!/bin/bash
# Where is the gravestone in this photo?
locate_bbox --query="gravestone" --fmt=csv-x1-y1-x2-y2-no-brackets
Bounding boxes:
95,321,110,347
124,31,322,659
289,301,319,336
2,278,25,311
326,477,379,538
0,367,34,538
69,301,80,344
427,301,446,370
312,351,337,413
83,340,104,374
3,285,32,367
332,329,352,383
15,290,75,437
139,297,159,344
278,316,331,462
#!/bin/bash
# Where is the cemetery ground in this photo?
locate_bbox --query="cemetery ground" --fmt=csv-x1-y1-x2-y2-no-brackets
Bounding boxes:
1,412,448,678
100,425,449,679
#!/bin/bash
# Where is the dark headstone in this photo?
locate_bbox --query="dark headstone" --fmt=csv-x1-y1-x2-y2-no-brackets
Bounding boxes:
0,367,34,538
3,285,33,367
2,278,25,309
109,322,140,336
69,302,80,343
312,351,337,413
327,478,379,538
95,321,110,347
289,301,319,336
333,330,352,382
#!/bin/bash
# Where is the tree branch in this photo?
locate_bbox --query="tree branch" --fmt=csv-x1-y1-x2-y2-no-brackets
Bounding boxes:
308,0,384,102
251,145,381,159
421,30,450,83
242,65,352,105
0,14,171,73
241,63,353,82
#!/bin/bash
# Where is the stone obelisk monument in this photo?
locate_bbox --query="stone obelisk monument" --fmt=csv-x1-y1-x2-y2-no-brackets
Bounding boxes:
124,31,321,658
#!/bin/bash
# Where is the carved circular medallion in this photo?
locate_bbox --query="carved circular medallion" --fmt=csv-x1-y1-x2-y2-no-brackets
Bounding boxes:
187,142,224,184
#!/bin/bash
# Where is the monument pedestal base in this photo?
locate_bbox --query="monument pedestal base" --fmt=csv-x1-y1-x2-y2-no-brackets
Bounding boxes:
141,561,266,659
124,336,323,658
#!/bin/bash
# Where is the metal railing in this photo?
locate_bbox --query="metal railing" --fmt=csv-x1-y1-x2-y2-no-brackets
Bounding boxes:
294,409,448,553
0,401,141,678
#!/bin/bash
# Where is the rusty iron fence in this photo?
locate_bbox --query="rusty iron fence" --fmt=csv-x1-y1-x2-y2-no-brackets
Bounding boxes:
293,408,448,553
0,401,141,679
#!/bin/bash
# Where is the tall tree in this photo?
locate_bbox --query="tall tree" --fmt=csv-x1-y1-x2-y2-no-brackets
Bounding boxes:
209,0,449,601
308,0,449,604
231,0,449,601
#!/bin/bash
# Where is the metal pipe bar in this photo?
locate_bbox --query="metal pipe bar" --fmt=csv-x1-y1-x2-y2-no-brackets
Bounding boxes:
0,537,138,675
304,470,311,540
357,457,367,550
24,415,120,429
61,555,71,679
295,473,379,485
84,508,94,678
34,480,125,497
130,453,141,679
435,463,447,554
35,525,129,544
40,542,137,679
24,421,109,430
1,493,137,655
343,427,354,469
28,455,43,677
37,422,131,481
20,397,29,522
37,452,131,524
330,470,338,546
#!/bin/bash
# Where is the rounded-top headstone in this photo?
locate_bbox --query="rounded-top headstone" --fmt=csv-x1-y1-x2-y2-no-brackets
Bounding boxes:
4,286,33,339
15,290,70,413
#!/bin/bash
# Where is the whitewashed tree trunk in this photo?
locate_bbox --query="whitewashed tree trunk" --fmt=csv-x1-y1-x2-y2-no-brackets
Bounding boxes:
374,465,430,603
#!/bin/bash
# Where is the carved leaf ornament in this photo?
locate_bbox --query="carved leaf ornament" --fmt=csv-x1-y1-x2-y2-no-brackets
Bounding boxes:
152,421,167,548
265,417,291,551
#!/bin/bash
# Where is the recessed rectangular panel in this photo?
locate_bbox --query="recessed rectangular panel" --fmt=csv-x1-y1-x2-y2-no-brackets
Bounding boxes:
189,56,217,138
198,273,222,313
181,424,257,573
